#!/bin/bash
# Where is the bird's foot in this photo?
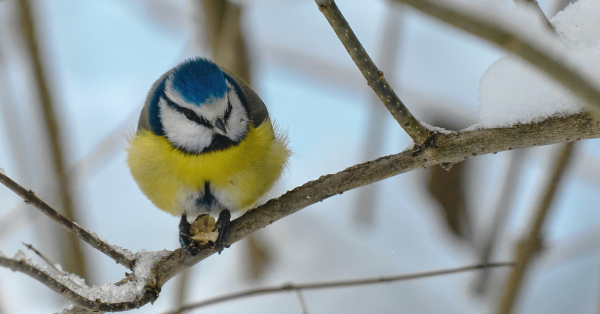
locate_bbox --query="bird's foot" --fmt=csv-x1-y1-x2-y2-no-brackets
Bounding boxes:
179,214,214,256
213,209,231,254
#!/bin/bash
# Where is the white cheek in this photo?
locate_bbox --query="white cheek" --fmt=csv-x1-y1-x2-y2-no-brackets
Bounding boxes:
159,101,213,152
225,85,249,142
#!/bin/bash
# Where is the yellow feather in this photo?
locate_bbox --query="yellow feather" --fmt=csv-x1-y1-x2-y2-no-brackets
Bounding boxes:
126,120,290,216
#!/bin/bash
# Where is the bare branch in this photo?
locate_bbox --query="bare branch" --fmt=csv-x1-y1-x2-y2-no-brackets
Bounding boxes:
314,0,431,145
497,142,575,314
153,112,600,288
295,289,309,314
395,0,600,116
473,149,527,294
0,172,136,270
165,262,514,313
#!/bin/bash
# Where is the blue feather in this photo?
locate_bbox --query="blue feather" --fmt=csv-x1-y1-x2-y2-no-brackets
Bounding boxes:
171,58,227,105
149,76,167,135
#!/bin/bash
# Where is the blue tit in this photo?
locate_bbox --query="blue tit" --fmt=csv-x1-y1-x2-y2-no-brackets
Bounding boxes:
127,57,290,254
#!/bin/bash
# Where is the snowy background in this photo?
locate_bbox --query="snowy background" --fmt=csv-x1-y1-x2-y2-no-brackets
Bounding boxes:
1,0,600,313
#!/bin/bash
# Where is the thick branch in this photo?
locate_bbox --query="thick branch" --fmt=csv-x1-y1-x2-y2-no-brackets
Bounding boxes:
395,0,600,116
314,0,431,145
167,262,514,314
0,173,135,270
153,112,600,287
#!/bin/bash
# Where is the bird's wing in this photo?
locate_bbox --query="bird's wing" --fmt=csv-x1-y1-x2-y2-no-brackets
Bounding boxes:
221,68,270,128
137,72,171,133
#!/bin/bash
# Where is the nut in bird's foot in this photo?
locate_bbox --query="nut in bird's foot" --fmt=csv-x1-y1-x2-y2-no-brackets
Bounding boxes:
189,214,218,248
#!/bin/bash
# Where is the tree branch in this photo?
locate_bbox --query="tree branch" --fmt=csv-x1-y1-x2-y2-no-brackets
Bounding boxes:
497,142,575,314
314,0,431,145
0,173,135,270
165,262,514,314
0,255,157,312
152,111,600,288
395,0,600,116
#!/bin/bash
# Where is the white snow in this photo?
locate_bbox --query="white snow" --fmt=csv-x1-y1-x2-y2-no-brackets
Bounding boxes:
420,121,453,134
53,249,169,303
477,0,600,128
13,249,28,261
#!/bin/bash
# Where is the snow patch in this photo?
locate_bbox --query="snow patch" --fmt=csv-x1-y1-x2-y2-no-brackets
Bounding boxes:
478,0,600,127
421,121,452,135
54,249,169,303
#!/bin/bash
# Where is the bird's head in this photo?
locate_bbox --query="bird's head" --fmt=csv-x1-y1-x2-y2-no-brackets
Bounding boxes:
148,58,249,154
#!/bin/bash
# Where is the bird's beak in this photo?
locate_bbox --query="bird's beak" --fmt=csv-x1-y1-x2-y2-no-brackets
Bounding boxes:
214,118,227,135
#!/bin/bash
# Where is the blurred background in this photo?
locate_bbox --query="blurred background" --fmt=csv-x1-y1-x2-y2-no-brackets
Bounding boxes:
0,0,599,313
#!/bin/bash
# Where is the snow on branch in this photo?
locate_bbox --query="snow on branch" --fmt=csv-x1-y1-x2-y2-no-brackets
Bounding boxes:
396,0,600,116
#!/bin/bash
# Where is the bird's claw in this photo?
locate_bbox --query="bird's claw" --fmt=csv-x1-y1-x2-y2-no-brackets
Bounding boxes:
213,209,231,254
179,214,213,256
179,211,230,255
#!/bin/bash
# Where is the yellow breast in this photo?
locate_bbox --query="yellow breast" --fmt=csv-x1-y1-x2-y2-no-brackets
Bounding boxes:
126,120,289,216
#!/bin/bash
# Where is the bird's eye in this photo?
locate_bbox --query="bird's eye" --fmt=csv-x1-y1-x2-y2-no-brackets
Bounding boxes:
184,110,195,121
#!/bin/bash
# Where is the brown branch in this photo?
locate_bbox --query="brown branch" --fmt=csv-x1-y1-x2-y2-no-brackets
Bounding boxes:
314,0,431,145
395,0,600,116
152,111,600,288
295,289,309,314
0,255,157,312
165,262,514,314
497,142,575,314
354,3,403,225
17,0,87,277
473,149,527,294
0,172,136,270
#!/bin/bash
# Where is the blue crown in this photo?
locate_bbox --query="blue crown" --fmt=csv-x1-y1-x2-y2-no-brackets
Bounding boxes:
171,58,227,105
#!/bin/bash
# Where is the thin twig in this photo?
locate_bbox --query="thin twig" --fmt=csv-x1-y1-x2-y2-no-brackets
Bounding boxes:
354,2,403,225
0,172,135,270
497,142,575,314
295,289,309,314
22,242,65,276
165,262,514,314
17,0,87,277
473,149,527,294
395,0,600,116
314,0,431,145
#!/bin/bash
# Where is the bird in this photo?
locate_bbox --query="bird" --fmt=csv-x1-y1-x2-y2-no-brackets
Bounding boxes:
126,57,290,254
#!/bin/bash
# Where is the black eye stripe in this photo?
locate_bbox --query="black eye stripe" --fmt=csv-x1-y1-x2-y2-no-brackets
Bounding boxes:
163,96,211,127
224,102,232,122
